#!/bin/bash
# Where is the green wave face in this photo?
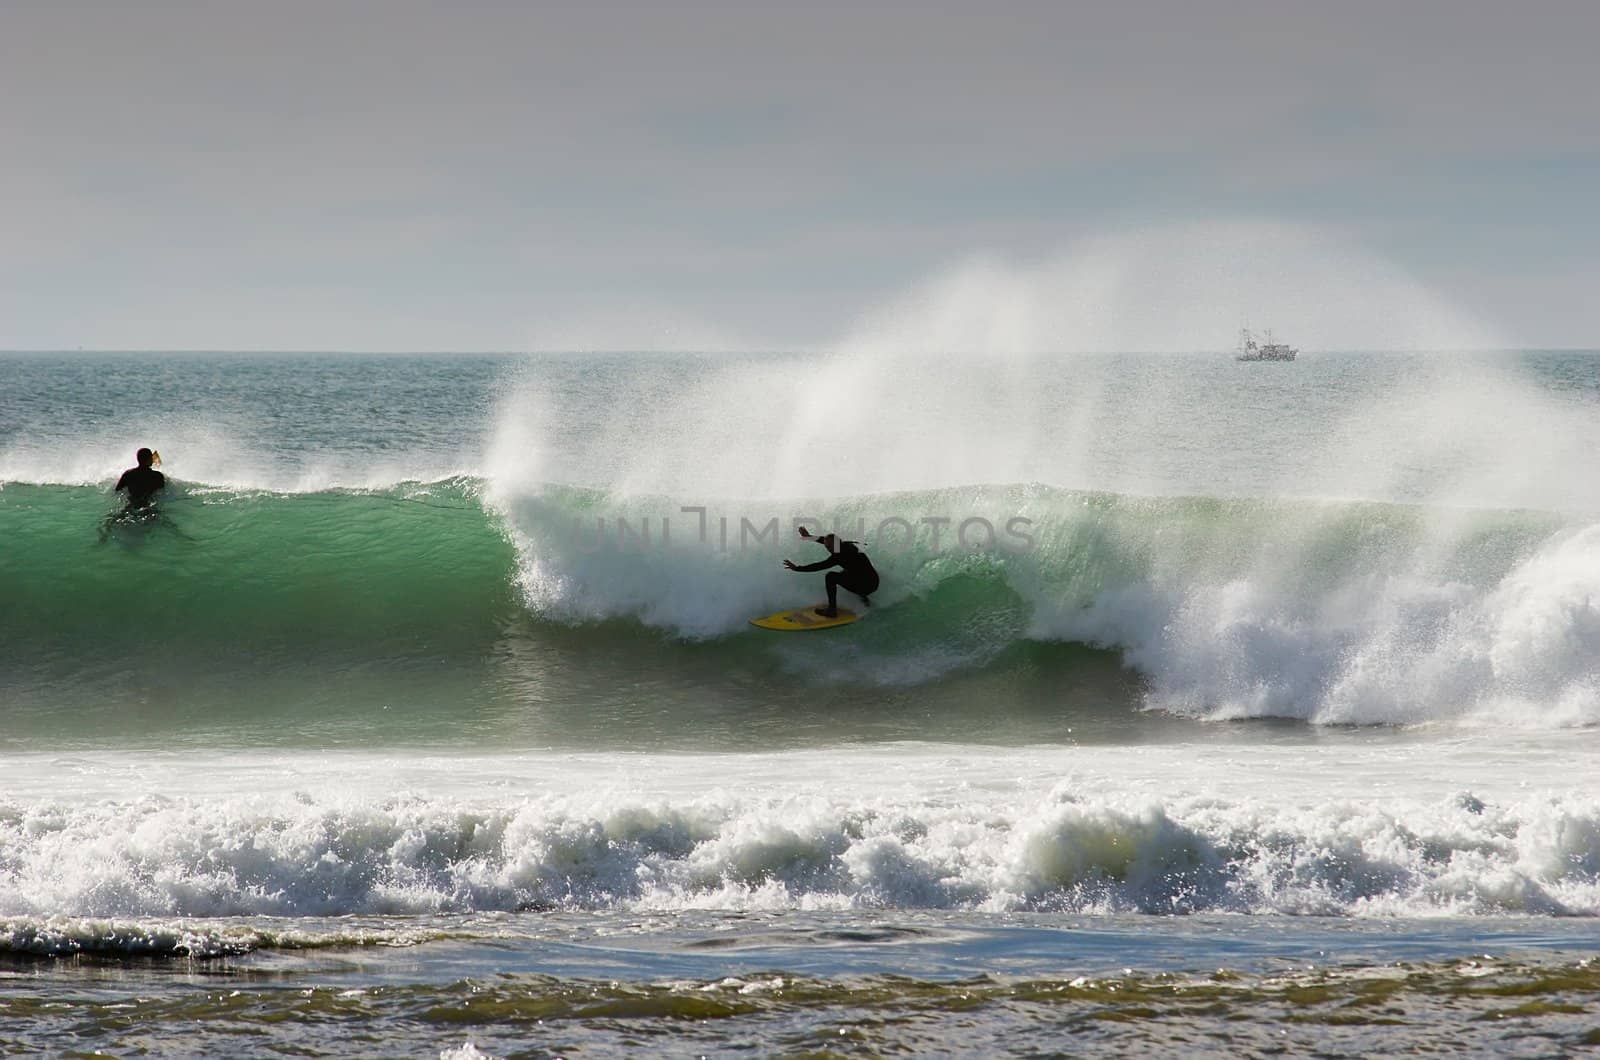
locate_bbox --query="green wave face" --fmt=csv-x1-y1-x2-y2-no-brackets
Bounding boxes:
0,481,529,744
0,481,519,657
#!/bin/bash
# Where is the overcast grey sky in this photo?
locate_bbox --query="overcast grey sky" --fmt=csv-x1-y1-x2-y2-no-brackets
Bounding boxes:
3,1,1597,351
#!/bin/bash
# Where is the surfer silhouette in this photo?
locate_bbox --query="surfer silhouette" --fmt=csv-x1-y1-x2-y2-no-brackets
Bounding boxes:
114,448,166,511
101,447,176,543
783,527,879,618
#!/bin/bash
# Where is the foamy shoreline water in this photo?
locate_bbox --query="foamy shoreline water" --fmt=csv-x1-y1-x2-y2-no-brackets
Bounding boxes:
3,742,1594,926
5,909,1600,1056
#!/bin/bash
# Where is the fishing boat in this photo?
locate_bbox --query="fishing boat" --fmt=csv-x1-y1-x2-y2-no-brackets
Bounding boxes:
1235,327,1296,362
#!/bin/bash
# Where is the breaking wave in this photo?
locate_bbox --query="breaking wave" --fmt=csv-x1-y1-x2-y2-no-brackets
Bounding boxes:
5,475,1600,726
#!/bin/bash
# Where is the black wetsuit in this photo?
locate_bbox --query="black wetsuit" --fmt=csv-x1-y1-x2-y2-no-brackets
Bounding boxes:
793,539,880,610
114,466,165,510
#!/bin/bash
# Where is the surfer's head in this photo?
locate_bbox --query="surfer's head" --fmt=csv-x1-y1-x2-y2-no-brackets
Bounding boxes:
136,447,155,468
819,533,838,551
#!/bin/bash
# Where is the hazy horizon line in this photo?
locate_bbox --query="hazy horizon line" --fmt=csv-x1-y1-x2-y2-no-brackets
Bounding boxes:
6,346,1600,357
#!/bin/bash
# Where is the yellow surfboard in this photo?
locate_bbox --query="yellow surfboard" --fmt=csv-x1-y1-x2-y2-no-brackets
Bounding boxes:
749,606,861,631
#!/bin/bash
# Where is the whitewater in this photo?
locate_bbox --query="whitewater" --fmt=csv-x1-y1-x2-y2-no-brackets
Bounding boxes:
3,345,1599,1055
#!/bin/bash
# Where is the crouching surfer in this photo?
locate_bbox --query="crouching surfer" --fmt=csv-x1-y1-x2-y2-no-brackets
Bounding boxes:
783,526,879,618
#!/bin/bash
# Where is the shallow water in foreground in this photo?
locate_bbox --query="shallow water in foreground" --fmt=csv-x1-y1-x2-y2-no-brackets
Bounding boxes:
6,914,1600,1056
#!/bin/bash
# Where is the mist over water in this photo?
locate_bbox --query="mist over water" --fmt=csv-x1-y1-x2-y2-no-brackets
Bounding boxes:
484,221,1593,510
468,231,1600,727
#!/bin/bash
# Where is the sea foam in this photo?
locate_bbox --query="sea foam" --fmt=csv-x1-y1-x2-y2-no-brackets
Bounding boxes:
2,747,1595,934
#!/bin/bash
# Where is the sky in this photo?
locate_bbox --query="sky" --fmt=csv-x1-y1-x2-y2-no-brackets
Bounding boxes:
2,1,1598,352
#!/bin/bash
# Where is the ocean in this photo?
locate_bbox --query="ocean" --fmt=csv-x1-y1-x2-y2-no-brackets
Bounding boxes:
2,349,1598,1056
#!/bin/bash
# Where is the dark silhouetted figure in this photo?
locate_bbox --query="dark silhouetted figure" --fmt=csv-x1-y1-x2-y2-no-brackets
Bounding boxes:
783,526,880,618
115,448,166,511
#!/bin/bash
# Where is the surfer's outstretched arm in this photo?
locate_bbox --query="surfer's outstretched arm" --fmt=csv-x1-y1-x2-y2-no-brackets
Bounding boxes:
786,527,842,571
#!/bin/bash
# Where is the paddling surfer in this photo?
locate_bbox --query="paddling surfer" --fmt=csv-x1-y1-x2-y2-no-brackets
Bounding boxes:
783,527,879,617
100,447,179,544
114,448,166,512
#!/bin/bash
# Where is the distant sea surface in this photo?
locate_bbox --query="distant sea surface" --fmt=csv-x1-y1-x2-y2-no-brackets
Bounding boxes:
3,350,1599,1056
